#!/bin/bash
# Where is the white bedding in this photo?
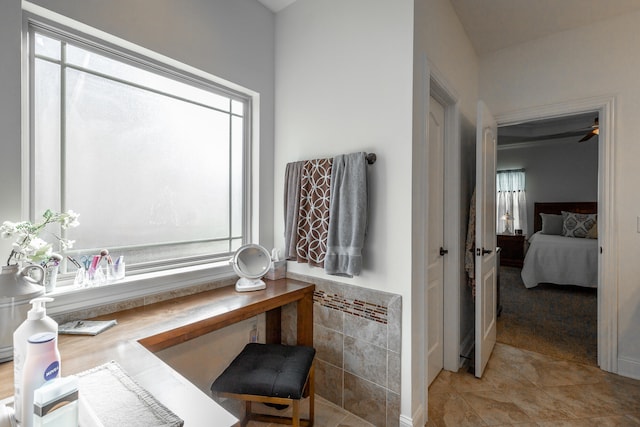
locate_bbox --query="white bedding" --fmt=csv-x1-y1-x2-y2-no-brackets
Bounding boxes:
520,232,598,288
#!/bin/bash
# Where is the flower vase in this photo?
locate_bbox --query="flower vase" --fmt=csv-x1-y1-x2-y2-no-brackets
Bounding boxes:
44,265,59,293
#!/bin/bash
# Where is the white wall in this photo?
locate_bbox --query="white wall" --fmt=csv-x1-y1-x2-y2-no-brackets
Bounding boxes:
274,0,414,290
0,0,24,259
157,315,265,395
272,0,478,423
480,10,640,378
0,0,276,251
415,0,478,121
497,139,599,235
274,0,416,422
413,0,479,421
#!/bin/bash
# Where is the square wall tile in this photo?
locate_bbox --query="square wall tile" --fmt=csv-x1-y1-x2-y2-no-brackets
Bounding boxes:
387,295,402,353
314,324,344,368
388,350,401,394
344,335,387,387
281,301,297,345
316,359,343,407
344,372,388,425
344,312,387,349
314,303,344,332
387,390,401,427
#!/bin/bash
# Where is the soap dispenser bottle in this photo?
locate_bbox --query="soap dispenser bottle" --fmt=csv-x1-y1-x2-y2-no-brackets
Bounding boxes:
21,332,61,427
13,297,57,426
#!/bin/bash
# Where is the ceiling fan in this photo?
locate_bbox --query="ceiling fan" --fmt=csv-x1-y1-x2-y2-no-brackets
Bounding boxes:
578,117,599,142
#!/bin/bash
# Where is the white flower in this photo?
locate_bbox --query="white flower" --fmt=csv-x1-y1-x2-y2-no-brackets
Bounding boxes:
1,209,80,266
60,210,80,229
0,221,20,237
24,237,53,264
60,239,75,250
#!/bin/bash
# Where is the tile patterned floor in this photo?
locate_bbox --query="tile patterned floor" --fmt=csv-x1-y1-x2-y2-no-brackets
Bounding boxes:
427,343,640,426
241,395,375,427
232,342,640,426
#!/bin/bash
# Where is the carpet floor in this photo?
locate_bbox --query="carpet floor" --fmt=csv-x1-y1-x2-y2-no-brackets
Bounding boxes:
497,266,598,366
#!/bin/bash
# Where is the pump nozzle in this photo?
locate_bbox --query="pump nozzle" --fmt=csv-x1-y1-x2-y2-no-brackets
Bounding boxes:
27,297,54,320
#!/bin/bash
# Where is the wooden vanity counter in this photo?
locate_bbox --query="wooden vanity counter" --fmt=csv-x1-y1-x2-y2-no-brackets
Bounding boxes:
0,278,315,426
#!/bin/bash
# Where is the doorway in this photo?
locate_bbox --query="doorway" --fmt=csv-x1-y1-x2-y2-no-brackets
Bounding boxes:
496,111,599,365
495,96,618,372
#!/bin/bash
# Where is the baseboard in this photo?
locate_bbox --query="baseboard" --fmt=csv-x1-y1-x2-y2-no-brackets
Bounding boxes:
399,404,424,427
617,356,640,381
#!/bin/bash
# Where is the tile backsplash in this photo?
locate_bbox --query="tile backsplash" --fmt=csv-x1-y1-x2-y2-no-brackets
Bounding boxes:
285,272,402,427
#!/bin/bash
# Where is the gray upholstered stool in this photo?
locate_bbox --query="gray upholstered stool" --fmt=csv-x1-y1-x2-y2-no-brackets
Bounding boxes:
211,343,316,427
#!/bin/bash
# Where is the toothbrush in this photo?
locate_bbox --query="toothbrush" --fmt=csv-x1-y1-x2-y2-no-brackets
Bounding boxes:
100,249,112,265
89,255,100,276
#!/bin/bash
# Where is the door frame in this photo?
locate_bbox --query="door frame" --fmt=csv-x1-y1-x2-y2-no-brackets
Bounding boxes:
495,95,617,372
426,94,446,386
426,63,463,374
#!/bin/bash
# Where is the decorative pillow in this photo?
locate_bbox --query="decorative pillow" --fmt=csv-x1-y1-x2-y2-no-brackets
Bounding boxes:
562,211,597,238
586,221,598,239
539,213,563,235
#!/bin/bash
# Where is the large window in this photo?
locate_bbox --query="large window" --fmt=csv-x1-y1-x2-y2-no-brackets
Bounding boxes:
29,23,250,280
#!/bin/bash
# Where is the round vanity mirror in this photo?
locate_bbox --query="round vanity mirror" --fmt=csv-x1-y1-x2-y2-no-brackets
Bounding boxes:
231,244,271,292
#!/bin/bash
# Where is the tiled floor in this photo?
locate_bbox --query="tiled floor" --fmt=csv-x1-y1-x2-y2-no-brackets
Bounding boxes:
234,395,375,427
233,342,640,426
427,343,640,426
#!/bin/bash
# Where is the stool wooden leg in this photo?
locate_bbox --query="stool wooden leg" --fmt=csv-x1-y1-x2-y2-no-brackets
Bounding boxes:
309,364,315,426
242,401,251,427
292,400,300,427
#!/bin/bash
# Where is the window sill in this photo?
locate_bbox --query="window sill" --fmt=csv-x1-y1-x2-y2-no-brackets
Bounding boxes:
46,261,237,318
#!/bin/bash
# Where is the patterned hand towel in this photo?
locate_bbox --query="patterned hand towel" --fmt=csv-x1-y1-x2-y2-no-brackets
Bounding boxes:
296,158,333,266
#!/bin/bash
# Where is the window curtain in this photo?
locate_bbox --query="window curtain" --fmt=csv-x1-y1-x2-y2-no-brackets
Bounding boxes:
497,169,527,235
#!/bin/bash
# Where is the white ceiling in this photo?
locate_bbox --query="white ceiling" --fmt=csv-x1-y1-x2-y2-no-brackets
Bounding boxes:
450,0,640,56
259,0,640,57
257,0,297,13
257,0,638,142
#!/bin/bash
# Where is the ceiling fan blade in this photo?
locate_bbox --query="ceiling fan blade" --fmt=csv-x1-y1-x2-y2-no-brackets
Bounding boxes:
578,131,596,142
578,117,599,142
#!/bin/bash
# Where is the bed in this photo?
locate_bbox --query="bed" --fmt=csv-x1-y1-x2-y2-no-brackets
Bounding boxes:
520,202,598,288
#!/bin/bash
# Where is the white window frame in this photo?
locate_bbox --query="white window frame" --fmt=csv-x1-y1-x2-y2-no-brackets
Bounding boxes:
21,4,261,315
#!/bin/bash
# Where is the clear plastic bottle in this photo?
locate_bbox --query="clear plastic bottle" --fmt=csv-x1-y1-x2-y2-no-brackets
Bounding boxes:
13,298,57,425
21,332,61,427
33,376,78,427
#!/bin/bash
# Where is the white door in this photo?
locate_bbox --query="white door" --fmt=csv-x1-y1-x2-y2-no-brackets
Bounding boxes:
427,96,445,386
475,100,498,378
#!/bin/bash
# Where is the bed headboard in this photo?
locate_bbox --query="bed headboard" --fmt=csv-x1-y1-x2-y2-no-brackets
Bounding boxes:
533,202,598,233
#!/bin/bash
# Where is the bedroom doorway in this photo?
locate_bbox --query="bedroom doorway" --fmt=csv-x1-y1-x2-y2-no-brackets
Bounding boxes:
494,96,617,372
496,111,599,365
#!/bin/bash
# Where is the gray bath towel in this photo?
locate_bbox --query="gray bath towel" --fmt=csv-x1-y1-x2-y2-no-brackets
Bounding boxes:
325,152,368,277
284,161,304,260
